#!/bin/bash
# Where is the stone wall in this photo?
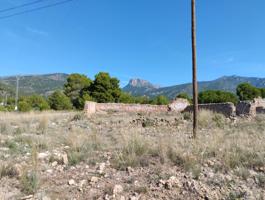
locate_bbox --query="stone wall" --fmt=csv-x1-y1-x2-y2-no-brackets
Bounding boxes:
184,103,236,117
236,98,265,116
84,98,265,118
84,101,168,115
168,98,190,112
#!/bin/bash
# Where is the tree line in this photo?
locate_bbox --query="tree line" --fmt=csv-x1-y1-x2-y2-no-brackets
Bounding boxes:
0,74,263,112
178,82,265,104
0,72,169,112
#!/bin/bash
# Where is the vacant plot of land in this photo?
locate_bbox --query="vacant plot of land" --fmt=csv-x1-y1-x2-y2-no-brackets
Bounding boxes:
0,110,265,199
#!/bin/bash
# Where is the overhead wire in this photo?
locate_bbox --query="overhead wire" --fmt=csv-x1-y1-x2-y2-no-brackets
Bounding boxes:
0,0,75,20
0,0,49,13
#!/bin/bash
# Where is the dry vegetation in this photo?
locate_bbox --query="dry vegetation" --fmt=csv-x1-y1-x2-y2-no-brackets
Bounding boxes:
0,110,265,199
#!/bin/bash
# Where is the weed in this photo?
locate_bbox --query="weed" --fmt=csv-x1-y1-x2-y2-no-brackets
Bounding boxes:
256,174,265,188
0,164,18,179
38,116,48,134
20,171,38,194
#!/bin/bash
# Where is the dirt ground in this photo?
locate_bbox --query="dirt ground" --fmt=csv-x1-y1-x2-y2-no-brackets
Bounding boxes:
0,110,265,200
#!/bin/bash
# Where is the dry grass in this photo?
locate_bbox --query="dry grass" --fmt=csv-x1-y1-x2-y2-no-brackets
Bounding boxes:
0,110,265,197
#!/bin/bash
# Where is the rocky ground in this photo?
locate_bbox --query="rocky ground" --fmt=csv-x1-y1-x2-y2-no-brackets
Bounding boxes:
0,110,265,200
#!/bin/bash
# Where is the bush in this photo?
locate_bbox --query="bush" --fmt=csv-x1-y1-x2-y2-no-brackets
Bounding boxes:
48,91,73,110
18,101,32,112
18,95,49,112
236,83,261,101
199,90,238,104
150,95,169,105
119,92,135,103
176,93,191,101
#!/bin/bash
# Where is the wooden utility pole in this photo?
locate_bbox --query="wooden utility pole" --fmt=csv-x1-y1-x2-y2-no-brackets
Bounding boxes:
15,76,19,111
191,0,198,138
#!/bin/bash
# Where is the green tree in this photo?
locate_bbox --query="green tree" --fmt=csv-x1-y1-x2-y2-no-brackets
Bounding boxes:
119,92,135,103
90,72,121,103
28,95,50,111
199,90,238,104
259,88,265,98
18,101,32,112
236,83,261,101
134,96,150,104
176,93,192,102
18,95,49,112
48,91,73,110
75,90,94,109
64,73,92,108
150,95,169,105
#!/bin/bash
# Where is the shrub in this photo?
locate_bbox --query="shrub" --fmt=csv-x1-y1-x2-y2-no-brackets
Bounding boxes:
18,95,49,112
48,91,73,110
119,92,135,103
18,101,32,112
150,95,169,105
113,134,149,169
236,83,261,101
20,171,38,194
199,90,238,104
176,93,192,102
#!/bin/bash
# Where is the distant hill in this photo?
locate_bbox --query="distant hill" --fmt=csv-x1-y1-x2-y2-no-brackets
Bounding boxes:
0,73,68,96
123,75,265,99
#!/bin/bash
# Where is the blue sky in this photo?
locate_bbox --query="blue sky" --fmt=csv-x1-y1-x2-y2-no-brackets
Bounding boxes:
0,0,265,87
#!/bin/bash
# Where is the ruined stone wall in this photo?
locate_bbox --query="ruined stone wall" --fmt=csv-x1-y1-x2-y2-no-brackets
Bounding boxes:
236,98,265,116
168,98,190,112
84,101,168,115
85,98,265,117
184,103,236,117
236,101,253,116
96,103,168,113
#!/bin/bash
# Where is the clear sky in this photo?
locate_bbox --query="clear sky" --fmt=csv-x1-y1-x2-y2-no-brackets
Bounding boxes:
0,0,265,87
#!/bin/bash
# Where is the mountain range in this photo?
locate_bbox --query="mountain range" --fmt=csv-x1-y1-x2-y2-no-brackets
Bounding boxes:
123,76,265,99
0,73,68,96
0,73,265,99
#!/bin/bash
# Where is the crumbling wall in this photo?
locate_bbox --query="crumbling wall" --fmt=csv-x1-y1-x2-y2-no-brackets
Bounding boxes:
85,98,265,118
236,101,254,116
184,103,236,117
84,101,168,115
168,98,190,112
236,98,265,116
96,103,168,113
84,101,97,115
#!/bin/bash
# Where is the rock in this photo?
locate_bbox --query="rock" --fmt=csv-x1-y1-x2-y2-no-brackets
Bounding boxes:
113,184,123,195
129,194,140,200
68,179,76,185
126,167,134,174
12,164,23,177
120,196,125,200
97,162,106,175
79,179,87,187
38,152,49,160
90,176,99,184
62,153,68,165
160,176,181,190
42,196,51,200
51,161,58,167
20,195,34,200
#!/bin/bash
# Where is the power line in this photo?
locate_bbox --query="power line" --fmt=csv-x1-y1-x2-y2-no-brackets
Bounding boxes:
0,0,48,13
0,0,75,20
